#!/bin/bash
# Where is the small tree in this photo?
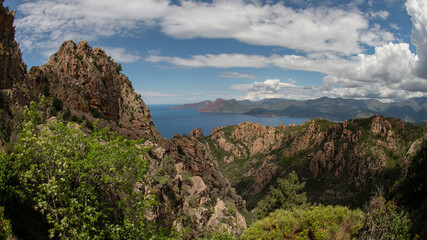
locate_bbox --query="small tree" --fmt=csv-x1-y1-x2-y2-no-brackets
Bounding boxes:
254,171,307,219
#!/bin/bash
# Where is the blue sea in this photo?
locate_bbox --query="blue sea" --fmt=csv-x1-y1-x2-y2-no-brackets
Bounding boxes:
148,104,309,139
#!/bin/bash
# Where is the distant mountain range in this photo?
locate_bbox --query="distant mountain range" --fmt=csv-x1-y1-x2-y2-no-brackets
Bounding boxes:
172,97,427,123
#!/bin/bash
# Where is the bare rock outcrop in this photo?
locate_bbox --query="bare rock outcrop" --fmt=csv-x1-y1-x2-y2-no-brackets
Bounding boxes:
0,1,28,93
198,98,229,112
189,128,204,139
0,1,31,148
201,115,417,207
28,40,160,141
157,134,247,236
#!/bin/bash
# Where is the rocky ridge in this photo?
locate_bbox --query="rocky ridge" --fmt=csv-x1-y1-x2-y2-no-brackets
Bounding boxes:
26,40,248,237
170,100,213,110
195,115,425,208
174,97,427,123
28,40,161,142
0,0,31,148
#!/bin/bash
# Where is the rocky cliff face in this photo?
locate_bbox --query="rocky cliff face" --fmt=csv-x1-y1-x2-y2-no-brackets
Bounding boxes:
24,39,247,237
0,3,247,235
199,98,229,112
142,139,247,238
0,0,31,148
199,115,424,208
0,0,28,93
28,40,160,142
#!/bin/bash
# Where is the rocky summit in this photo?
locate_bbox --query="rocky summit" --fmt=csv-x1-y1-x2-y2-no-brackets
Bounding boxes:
195,115,425,209
0,0,31,148
28,40,161,141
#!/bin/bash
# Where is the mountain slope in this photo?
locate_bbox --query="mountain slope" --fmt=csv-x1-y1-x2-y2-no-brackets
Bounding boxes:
24,40,248,237
28,40,161,142
0,1,32,149
173,97,427,123
0,2,247,237
193,115,426,209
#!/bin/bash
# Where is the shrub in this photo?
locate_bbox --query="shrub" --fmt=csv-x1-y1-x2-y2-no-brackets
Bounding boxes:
52,97,63,111
6,103,175,239
253,171,307,220
242,205,364,240
200,229,236,240
0,206,12,240
116,64,122,74
359,197,412,240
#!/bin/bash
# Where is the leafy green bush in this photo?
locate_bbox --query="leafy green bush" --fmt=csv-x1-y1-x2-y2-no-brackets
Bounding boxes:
52,97,63,111
200,229,236,240
297,205,364,240
4,102,176,239
242,205,364,240
359,197,412,240
0,206,12,239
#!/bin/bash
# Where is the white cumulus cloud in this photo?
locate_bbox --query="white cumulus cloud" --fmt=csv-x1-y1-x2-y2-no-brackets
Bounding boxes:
323,43,427,100
369,10,390,20
219,71,257,80
146,54,271,68
406,0,427,79
233,79,323,101
14,0,393,56
146,52,352,74
103,47,140,63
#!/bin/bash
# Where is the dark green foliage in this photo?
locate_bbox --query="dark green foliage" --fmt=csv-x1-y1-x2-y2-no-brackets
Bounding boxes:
200,229,237,240
0,93,12,142
0,92,8,110
177,145,185,155
62,107,71,120
253,171,307,220
70,114,79,122
359,197,412,240
161,155,177,176
0,206,12,240
52,96,63,111
43,84,50,96
394,138,427,236
0,142,49,239
243,205,364,240
0,102,178,239
89,106,110,120
116,64,122,74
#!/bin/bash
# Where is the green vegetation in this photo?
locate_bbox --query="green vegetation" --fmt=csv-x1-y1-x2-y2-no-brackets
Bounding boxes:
0,102,178,239
200,229,237,240
0,206,12,239
0,97,423,239
360,197,412,240
242,171,413,239
393,138,427,236
116,64,122,74
254,171,307,220
243,205,364,240
52,97,63,112
89,106,110,120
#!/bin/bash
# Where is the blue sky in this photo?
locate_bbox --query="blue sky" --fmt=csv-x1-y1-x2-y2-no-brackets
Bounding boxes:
4,0,427,104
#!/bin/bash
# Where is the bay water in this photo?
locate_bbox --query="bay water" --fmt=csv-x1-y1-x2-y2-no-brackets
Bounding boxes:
149,104,309,139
